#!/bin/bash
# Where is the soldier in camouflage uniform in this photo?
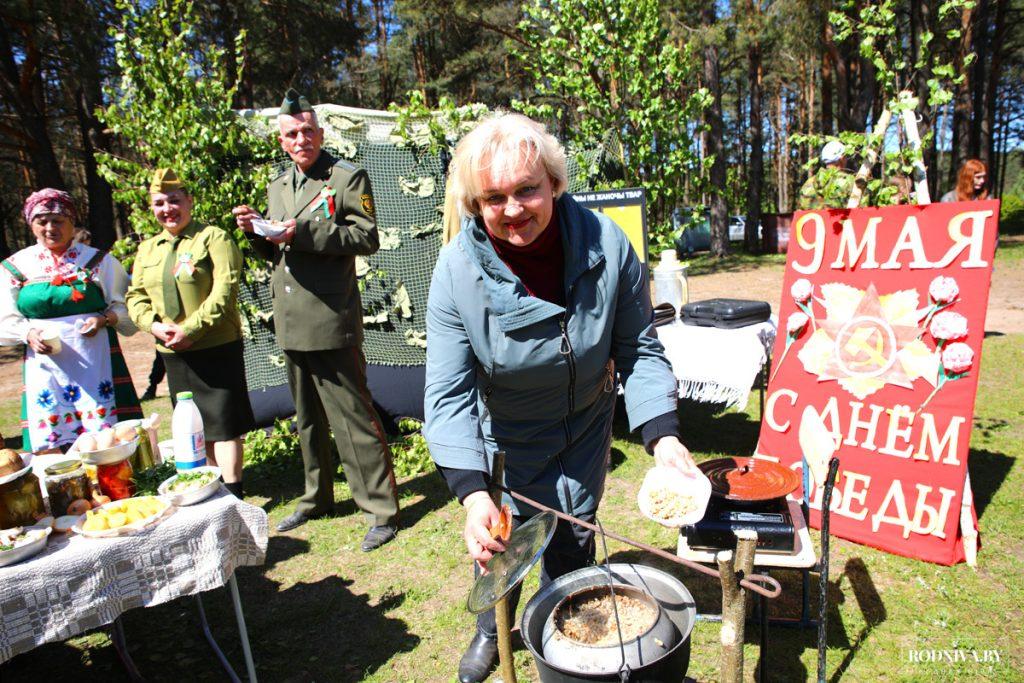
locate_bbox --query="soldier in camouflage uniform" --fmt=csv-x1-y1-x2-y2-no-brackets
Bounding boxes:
798,140,855,210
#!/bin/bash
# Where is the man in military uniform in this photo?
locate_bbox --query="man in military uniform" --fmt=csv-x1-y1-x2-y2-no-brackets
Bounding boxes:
798,139,855,210
232,89,399,550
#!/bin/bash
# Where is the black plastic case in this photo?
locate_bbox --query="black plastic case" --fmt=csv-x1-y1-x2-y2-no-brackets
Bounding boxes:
680,298,771,329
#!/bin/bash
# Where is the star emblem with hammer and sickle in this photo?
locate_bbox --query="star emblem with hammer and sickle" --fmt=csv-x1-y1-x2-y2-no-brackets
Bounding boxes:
816,283,922,396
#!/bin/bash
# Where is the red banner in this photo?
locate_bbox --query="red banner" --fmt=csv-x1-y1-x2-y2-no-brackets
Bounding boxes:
756,201,999,565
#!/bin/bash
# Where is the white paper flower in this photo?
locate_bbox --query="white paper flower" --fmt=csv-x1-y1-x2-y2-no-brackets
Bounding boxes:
941,342,974,375
929,311,968,341
787,311,809,334
928,276,960,304
791,278,813,303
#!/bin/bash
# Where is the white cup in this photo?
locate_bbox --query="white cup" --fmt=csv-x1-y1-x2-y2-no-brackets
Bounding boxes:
37,325,62,354
157,439,175,464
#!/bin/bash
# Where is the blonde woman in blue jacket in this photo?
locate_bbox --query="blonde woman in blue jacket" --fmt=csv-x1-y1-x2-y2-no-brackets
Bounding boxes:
424,114,696,683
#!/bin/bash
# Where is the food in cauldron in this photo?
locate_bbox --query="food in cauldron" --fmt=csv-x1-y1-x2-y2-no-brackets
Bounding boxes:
555,588,658,646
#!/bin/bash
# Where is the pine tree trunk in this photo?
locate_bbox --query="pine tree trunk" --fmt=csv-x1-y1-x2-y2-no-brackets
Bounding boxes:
951,6,975,187
969,0,988,157
824,21,852,131
746,39,763,253
777,88,790,212
911,0,939,198
373,0,393,107
703,5,729,257
821,2,834,135
74,85,116,249
0,23,65,190
982,0,1009,167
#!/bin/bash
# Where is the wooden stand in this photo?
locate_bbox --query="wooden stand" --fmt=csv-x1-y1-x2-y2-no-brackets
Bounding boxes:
898,91,932,204
848,90,934,209
717,529,758,683
847,108,893,209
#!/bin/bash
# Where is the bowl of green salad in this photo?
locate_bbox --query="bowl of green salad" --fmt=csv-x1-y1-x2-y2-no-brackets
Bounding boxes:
158,466,223,506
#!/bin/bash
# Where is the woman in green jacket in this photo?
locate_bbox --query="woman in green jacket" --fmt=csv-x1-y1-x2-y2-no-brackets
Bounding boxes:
126,169,255,497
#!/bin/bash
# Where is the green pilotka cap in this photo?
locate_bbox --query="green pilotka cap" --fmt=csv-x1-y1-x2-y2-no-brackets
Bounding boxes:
280,88,313,115
149,168,185,193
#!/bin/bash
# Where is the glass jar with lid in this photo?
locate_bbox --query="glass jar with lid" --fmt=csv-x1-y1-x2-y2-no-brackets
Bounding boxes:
97,457,135,501
0,467,46,528
44,459,93,517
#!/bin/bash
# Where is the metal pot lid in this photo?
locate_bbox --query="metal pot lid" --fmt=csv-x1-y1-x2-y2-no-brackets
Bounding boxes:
467,510,557,614
699,457,800,502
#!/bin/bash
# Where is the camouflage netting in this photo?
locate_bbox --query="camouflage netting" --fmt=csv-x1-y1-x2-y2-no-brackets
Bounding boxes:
235,105,600,392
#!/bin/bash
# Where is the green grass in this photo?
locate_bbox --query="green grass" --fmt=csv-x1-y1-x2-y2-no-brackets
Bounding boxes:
683,250,787,277
995,235,1024,262
1,339,1021,680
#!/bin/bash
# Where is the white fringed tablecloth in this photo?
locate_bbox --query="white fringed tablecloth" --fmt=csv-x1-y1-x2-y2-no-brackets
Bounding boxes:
656,318,777,410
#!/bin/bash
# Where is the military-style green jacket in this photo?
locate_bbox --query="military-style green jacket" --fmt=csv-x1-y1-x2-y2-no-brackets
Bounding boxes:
127,222,244,352
253,151,378,351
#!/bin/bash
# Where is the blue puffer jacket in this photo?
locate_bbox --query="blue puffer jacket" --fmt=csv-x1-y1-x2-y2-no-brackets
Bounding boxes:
423,193,677,516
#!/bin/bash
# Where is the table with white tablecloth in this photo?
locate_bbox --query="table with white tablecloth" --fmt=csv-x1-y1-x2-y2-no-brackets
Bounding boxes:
656,318,777,411
0,489,268,677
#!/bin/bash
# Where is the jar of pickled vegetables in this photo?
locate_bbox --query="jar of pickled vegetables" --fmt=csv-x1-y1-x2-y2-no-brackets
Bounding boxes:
44,459,93,517
96,456,136,501
0,468,46,528
131,426,156,472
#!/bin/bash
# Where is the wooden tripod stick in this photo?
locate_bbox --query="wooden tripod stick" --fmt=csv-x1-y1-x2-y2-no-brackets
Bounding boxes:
489,451,517,683
718,529,758,683
898,90,932,204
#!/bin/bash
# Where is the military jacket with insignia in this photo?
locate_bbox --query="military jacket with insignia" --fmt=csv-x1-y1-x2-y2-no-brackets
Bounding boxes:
255,151,379,351
127,222,244,352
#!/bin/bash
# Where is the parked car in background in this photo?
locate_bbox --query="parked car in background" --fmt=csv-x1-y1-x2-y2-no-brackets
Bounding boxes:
673,207,710,256
672,209,765,255
728,215,764,242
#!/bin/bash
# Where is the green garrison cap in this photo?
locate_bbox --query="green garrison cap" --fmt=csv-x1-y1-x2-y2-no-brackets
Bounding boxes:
149,168,184,193
280,88,313,115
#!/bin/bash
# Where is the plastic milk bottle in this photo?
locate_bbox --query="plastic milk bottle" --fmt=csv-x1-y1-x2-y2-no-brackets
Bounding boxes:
653,249,689,316
172,392,206,471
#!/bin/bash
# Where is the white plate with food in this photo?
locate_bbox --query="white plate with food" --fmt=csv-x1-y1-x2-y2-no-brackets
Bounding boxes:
0,448,31,485
251,218,288,239
637,465,712,528
0,525,52,567
157,466,223,506
72,495,173,538
70,425,139,466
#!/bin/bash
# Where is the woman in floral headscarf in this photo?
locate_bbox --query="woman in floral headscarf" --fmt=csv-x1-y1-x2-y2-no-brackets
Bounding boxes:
0,189,142,452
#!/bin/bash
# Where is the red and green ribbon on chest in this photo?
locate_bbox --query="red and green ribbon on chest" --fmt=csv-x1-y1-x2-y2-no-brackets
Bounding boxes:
312,186,336,219
172,252,195,278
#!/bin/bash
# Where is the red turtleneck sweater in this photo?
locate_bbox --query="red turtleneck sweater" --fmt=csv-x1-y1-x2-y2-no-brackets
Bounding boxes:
485,210,565,306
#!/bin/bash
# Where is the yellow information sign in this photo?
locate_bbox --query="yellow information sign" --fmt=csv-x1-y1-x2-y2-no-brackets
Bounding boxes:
572,187,649,263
